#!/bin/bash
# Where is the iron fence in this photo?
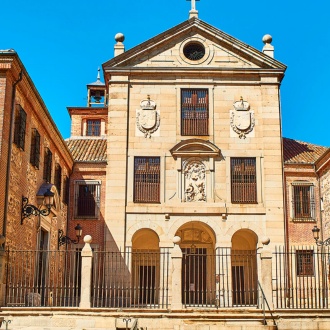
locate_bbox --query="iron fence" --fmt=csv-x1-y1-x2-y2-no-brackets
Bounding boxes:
91,249,170,308
5,249,81,307
274,246,330,309
181,248,259,308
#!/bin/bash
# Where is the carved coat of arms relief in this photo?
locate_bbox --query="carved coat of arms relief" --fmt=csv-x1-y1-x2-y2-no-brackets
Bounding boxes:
230,97,255,139
136,95,160,138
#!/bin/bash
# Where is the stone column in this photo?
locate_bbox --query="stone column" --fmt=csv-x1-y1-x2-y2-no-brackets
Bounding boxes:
79,235,93,309
171,236,183,310
260,248,274,310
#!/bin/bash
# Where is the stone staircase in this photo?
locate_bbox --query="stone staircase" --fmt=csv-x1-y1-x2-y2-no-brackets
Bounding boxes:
0,308,278,330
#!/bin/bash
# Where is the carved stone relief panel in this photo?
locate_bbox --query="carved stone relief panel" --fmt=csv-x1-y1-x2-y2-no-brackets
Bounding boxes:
183,160,206,202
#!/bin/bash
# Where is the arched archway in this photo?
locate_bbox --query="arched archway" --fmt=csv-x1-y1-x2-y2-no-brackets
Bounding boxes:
131,229,160,306
175,221,215,306
231,229,258,306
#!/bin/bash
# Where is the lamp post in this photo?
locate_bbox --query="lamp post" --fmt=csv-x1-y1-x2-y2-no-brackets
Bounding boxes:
21,189,55,224
58,224,83,248
312,225,330,246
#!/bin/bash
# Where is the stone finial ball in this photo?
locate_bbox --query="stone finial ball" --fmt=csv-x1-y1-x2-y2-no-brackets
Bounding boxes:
262,34,273,44
115,33,125,43
173,236,181,245
84,235,92,244
261,236,270,245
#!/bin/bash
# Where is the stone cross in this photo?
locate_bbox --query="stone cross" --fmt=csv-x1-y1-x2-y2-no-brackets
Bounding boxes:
187,0,200,11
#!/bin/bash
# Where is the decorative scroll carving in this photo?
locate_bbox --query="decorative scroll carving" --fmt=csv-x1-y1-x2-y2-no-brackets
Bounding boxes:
136,95,160,138
11,146,22,168
230,97,255,139
184,160,206,202
182,228,212,243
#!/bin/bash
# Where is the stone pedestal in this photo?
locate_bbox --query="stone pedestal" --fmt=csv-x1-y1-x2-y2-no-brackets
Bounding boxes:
79,235,93,309
260,249,274,310
171,237,183,310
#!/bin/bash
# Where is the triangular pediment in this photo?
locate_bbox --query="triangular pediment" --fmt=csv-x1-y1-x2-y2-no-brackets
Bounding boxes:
103,18,286,72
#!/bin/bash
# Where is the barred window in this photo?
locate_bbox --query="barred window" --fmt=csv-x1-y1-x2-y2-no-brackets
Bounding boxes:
231,157,257,204
30,128,40,168
296,250,314,276
292,183,315,220
14,105,27,150
43,148,52,183
74,180,101,218
181,89,208,136
134,157,160,203
86,119,101,136
54,164,62,195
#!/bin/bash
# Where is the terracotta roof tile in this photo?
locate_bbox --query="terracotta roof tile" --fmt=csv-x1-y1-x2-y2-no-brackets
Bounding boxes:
66,138,107,162
283,138,328,164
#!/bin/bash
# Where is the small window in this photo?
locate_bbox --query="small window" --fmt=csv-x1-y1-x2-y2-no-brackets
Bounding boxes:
134,157,160,203
296,250,314,276
43,148,52,183
14,105,27,150
183,42,205,61
54,164,62,195
86,119,101,136
292,183,315,220
181,89,208,136
231,158,257,204
74,180,101,218
30,128,40,168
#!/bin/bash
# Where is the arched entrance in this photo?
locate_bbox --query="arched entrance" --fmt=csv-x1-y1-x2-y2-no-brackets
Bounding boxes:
176,221,215,306
231,229,258,306
131,229,160,306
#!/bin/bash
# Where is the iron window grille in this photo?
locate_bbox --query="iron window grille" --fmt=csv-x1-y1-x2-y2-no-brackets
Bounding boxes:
14,105,27,150
296,250,314,276
181,89,208,136
74,180,101,218
54,164,62,195
86,119,101,136
231,157,257,204
30,128,40,168
292,183,315,220
43,148,52,183
134,157,160,203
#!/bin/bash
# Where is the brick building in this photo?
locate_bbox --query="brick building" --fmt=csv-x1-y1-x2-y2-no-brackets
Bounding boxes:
1,7,330,329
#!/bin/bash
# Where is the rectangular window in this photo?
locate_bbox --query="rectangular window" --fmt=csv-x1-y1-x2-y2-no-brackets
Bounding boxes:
134,157,160,203
74,180,101,218
181,89,208,136
54,164,62,195
86,119,101,136
30,128,40,168
231,157,257,204
43,148,52,183
14,105,27,150
292,183,315,220
296,250,314,276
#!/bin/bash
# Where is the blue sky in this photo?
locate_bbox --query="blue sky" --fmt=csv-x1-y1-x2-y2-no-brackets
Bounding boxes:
1,0,329,146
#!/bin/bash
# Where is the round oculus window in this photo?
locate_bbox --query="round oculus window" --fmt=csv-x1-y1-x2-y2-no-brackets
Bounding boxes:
183,42,205,61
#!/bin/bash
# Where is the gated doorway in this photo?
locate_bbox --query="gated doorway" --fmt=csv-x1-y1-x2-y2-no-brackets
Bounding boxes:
231,229,258,306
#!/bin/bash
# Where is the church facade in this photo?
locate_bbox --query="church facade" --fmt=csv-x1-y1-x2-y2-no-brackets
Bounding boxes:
1,6,330,329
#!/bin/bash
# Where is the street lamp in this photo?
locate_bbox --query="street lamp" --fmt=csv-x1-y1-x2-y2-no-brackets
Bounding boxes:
58,224,83,248
312,225,330,246
21,189,55,224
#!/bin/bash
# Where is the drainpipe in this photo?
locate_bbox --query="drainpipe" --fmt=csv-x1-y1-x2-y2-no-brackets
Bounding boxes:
2,71,23,242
